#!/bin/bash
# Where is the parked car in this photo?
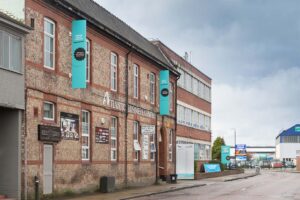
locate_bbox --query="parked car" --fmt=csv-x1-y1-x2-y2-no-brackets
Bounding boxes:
271,159,283,168
284,161,295,168
259,160,271,168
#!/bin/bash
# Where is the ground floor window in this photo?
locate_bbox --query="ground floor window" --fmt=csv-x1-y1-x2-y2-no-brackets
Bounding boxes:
168,129,173,161
111,117,117,161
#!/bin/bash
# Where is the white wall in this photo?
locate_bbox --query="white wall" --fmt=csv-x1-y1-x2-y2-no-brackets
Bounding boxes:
278,143,300,159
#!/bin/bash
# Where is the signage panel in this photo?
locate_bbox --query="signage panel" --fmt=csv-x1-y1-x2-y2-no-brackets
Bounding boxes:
176,144,194,179
159,70,169,115
221,145,231,165
235,144,247,161
204,164,221,173
72,20,86,88
95,127,109,144
38,125,61,142
60,112,79,140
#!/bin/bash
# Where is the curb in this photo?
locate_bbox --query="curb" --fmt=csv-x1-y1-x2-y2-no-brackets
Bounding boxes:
224,173,258,182
120,184,206,200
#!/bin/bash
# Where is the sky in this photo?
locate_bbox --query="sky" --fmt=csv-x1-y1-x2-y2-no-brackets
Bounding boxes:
96,0,300,146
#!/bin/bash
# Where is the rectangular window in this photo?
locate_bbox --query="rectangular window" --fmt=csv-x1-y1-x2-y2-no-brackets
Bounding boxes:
204,116,210,130
199,113,205,129
133,64,139,98
0,31,22,72
178,68,184,87
82,110,90,160
185,73,192,92
185,108,192,126
199,82,204,98
168,129,173,161
133,121,140,161
193,111,199,129
150,132,156,161
192,78,198,95
150,72,155,104
44,18,55,69
111,117,117,161
43,101,54,121
111,52,117,91
86,39,90,82
169,82,174,111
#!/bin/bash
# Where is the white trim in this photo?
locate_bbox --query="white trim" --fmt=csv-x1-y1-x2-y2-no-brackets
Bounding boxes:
43,101,55,121
43,18,55,70
111,116,117,161
110,52,117,91
81,110,90,161
177,100,211,117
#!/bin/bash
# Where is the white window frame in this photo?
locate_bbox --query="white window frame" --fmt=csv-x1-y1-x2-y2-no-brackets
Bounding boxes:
111,52,117,91
81,110,90,161
44,18,55,70
111,117,117,161
133,64,139,99
86,39,90,82
150,72,155,104
168,129,173,161
133,121,139,161
43,101,54,121
150,132,155,161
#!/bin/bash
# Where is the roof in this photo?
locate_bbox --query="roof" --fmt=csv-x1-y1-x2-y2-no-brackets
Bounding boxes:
0,11,31,33
53,0,178,75
277,124,300,138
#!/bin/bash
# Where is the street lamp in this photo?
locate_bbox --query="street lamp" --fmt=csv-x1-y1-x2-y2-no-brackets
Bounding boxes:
231,128,237,164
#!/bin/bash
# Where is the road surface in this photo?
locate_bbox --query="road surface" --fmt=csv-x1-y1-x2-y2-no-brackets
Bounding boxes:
135,170,300,200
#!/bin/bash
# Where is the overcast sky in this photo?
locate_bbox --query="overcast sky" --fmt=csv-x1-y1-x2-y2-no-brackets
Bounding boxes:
97,0,300,146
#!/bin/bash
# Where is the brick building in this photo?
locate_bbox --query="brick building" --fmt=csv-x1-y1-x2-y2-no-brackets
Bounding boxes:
22,0,179,198
153,41,212,171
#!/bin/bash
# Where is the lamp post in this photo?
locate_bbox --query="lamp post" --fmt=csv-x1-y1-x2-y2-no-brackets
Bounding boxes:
231,128,237,164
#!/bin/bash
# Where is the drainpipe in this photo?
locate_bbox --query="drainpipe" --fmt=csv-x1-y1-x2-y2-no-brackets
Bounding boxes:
155,112,159,184
124,49,132,187
174,76,180,175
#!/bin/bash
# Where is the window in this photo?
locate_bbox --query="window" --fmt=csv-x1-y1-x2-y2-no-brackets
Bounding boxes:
185,108,191,126
169,82,174,111
44,18,55,69
0,31,22,72
150,72,155,104
178,68,184,87
199,113,205,129
185,73,192,92
204,116,210,130
133,64,139,98
150,132,156,161
111,52,117,91
86,39,90,82
43,101,54,120
192,78,198,95
168,129,173,161
199,82,205,99
111,117,117,161
133,121,140,161
82,110,90,160
193,111,199,129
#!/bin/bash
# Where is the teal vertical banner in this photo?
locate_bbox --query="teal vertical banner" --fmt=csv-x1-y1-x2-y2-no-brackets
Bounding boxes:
72,20,86,89
221,145,230,165
159,70,169,115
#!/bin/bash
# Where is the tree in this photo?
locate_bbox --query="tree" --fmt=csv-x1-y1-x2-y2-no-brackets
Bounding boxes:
212,137,226,161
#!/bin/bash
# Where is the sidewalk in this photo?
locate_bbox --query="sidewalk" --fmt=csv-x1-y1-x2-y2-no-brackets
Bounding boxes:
64,172,257,200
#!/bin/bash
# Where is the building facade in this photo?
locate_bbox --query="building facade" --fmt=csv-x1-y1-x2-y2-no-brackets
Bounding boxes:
276,124,300,164
21,0,179,198
153,41,212,172
0,11,30,200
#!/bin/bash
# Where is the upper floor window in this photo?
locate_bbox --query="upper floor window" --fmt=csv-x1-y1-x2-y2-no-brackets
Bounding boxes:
111,52,117,91
0,31,22,73
44,18,55,69
133,64,139,98
177,68,184,87
86,39,90,82
43,101,54,121
169,82,174,111
133,121,140,161
150,72,155,104
82,110,90,160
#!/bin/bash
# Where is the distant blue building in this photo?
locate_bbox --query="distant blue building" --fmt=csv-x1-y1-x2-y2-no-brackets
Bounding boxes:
276,124,300,163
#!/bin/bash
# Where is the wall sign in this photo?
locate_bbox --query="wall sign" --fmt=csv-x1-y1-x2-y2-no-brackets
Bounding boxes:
204,164,221,173
159,70,169,115
60,112,79,140
95,127,109,144
72,20,86,89
38,125,61,143
142,134,149,160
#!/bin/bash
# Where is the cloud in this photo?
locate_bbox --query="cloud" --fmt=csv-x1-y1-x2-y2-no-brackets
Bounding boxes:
212,67,300,145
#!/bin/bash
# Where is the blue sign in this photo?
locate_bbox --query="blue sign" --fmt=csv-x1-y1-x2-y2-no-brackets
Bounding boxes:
72,20,86,89
204,164,221,173
159,70,169,115
221,145,230,165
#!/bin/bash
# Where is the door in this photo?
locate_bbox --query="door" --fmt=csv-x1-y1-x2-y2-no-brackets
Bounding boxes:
159,127,167,177
43,144,53,194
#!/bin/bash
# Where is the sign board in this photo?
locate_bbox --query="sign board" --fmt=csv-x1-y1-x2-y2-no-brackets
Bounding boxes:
221,145,231,165
176,144,194,179
38,125,61,142
60,112,79,140
141,125,155,135
204,164,221,173
134,140,141,151
295,127,300,132
95,127,109,144
159,70,169,115
72,20,86,88
235,144,247,160
142,134,149,160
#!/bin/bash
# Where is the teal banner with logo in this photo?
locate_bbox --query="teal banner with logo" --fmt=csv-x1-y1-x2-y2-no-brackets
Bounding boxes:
221,145,230,165
72,20,86,88
159,70,169,115
204,164,221,173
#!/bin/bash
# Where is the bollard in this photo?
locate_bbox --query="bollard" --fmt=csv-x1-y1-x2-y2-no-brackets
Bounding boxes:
255,166,260,174
34,176,39,200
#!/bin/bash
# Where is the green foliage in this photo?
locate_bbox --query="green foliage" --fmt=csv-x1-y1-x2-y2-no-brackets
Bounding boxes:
212,137,226,161
194,160,199,173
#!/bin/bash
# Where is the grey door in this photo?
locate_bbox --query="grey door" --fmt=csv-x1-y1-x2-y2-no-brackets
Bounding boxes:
43,144,53,194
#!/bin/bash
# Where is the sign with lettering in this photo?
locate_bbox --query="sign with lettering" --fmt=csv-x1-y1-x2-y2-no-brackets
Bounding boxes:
72,20,86,89
221,145,231,165
60,112,79,140
159,70,169,115
95,127,109,144
141,125,155,135
142,134,149,160
38,125,61,142
204,164,221,173
102,92,156,118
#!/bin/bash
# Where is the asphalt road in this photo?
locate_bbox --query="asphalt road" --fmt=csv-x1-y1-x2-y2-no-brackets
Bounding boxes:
135,170,300,200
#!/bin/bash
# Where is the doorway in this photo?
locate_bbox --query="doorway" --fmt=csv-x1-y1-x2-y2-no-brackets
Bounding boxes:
43,144,53,194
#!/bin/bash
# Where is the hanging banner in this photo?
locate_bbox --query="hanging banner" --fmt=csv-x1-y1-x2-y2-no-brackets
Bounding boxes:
159,70,169,115
221,145,231,165
72,20,87,88
60,112,79,140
